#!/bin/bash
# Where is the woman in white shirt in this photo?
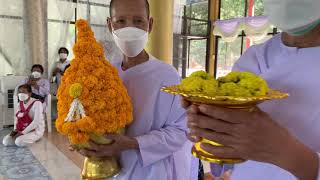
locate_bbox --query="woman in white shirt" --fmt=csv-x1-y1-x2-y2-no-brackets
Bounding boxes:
52,47,70,86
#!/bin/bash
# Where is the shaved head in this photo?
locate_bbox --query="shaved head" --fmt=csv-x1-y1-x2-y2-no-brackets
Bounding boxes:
109,0,150,18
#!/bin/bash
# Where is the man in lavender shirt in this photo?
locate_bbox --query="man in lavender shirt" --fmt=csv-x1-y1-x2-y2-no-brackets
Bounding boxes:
78,0,196,179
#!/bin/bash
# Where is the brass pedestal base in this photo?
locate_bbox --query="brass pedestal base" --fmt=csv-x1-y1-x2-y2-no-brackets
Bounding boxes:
81,157,120,180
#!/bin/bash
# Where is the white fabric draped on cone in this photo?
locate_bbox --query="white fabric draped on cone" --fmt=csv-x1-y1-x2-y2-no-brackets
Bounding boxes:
213,16,272,42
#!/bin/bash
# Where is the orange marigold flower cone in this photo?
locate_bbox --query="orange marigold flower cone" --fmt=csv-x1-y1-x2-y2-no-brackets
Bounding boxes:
55,19,133,145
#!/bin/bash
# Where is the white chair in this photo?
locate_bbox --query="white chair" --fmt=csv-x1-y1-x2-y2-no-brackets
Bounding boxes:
0,75,27,127
46,94,52,132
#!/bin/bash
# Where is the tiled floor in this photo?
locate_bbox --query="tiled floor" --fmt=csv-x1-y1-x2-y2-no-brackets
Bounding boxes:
44,131,84,169
0,129,52,180
1,94,219,180
0,126,216,180
29,132,81,180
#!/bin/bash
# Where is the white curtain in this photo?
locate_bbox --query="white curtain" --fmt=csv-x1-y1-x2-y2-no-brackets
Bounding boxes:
47,0,76,78
173,0,187,34
0,0,24,76
213,16,272,43
0,0,120,77
89,0,122,63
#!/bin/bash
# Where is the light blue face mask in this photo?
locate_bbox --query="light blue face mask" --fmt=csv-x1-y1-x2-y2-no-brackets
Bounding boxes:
288,19,320,36
264,0,320,36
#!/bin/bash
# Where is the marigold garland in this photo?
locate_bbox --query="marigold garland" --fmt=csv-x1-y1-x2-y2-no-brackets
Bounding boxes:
55,19,133,145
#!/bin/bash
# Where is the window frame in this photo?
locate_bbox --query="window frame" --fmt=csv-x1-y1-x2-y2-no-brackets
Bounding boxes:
173,0,211,78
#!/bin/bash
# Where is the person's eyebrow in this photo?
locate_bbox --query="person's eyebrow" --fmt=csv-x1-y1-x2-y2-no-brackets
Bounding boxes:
112,16,126,19
133,16,148,19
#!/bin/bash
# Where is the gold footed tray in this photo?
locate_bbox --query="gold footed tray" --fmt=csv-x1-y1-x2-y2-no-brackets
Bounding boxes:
192,139,245,164
161,85,289,164
161,85,288,107
192,147,244,164
82,157,120,180
81,129,125,180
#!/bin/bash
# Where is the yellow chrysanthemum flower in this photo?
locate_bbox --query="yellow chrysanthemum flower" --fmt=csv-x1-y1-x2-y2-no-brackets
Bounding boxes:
69,83,83,98
179,70,269,97
179,71,218,96
217,72,269,97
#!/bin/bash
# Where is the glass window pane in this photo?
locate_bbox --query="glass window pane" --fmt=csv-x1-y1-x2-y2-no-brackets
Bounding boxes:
220,0,246,20
189,20,208,36
89,0,111,5
90,6,109,25
254,0,264,16
173,0,209,77
187,39,207,76
186,1,208,20
0,0,23,17
216,38,242,78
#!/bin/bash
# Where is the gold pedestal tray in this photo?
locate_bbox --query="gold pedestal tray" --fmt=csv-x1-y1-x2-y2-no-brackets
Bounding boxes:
80,129,125,180
82,157,120,180
161,85,288,164
192,139,245,164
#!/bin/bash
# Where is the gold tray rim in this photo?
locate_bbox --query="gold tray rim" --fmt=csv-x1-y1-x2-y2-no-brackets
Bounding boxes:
161,85,289,103
191,146,245,164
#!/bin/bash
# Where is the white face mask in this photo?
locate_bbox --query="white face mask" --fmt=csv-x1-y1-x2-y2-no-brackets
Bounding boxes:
31,71,42,79
59,53,68,60
112,27,149,58
264,0,320,36
18,93,29,101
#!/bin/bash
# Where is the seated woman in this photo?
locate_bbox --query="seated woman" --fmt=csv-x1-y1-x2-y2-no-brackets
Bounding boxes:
52,47,70,86
3,84,45,147
16,64,50,103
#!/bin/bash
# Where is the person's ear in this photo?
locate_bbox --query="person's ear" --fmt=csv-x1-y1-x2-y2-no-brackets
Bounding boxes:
107,18,113,33
148,17,154,34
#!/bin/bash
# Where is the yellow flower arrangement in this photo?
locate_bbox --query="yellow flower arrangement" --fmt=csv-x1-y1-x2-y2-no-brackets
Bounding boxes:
179,70,269,97
55,19,133,146
168,71,287,165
